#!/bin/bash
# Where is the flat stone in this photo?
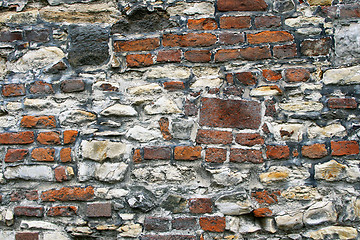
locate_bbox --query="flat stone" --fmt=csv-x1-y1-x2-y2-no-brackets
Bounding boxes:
190,78,222,89
144,96,181,115
101,104,137,117
167,2,215,16
59,110,96,126
285,16,325,28
94,162,128,182
275,213,304,230
126,125,162,142
20,220,59,230
250,86,282,96
272,123,304,141
46,0,92,5
323,65,360,85
315,160,347,181
308,0,332,5
24,98,54,109
308,123,346,138
43,232,71,240
259,166,290,183
279,101,323,112
146,65,191,79
334,23,360,66
281,186,321,201
81,140,127,162
0,10,38,24
304,201,337,225
127,83,162,95
4,165,54,181
207,167,247,187
215,193,253,215
118,223,142,237
306,226,357,240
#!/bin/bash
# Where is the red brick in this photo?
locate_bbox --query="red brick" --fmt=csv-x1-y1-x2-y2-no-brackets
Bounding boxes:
223,85,243,97
252,190,280,204
235,133,264,146
14,206,44,217
114,38,160,52
144,147,171,160
37,131,60,145
196,129,233,144
126,53,154,67
157,50,181,63
47,206,77,216
163,81,185,91
218,0,268,11
41,186,95,201
230,148,263,163
328,98,357,109
60,148,72,162
331,141,359,156
284,68,310,82
31,148,55,162
302,143,328,159
265,99,276,117
159,117,172,140
219,16,251,29
266,145,290,159
5,149,28,163
60,79,85,93
339,4,360,18
16,232,39,240
235,72,257,85
199,98,261,129
54,166,70,182
184,50,211,62
253,208,272,217
255,16,281,28
133,148,142,164
199,216,226,232
214,49,241,62
140,235,196,240
29,81,54,94
25,29,49,42
172,217,197,230
321,6,338,18
0,132,34,145
248,31,293,45
205,148,226,163
21,116,56,128
2,83,26,97
188,18,217,30
86,202,112,217
301,37,331,56
11,190,38,201
163,33,216,47
0,31,22,42
63,130,78,144
262,69,282,81
189,198,212,213
144,217,170,232
219,32,245,45
174,146,202,161
240,46,271,60
273,44,297,59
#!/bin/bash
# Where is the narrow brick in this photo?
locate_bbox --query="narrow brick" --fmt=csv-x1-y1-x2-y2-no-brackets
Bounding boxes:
63,130,78,144
248,31,293,45
5,149,28,163
219,16,251,29
205,148,226,163
60,148,72,162
140,235,196,240
47,206,77,216
255,16,281,28
230,148,263,163
16,232,39,240
174,146,202,161
301,37,331,56
219,32,245,45
159,117,172,140
172,217,197,230
266,145,290,159
163,81,185,91
0,132,34,145
214,49,241,62
331,141,359,156
302,143,328,159
157,50,181,63
29,81,54,94
41,186,95,202
223,85,243,97
37,131,61,145
144,217,170,232
188,18,217,30
144,147,171,160
31,148,55,162
253,208,272,217
284,68,310,82
189,198,212,213
55,166,70,182
14,206,44,217
196,129,233,144
339,4,360,18
235,133,264,146
328,98,357,109
86,202,112,217
185,50,211,62
163,33,216,47
235,72,258,86
199,216,226,232
126,53,154,67
0,31,22,42
21,116,56,128
240,46,271,60
60,79,85,93
2,84,26,97
262,69,282,81
11,190,38,201
273,44,297,59
218,0,268,11
25,29,49,42
114,38,160,52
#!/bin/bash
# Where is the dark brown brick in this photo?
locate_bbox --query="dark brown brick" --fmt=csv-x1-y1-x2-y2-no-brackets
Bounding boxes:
214,49,241,62
189,198,212,213
157,50,182,63
196,129,233,144
301,37,332,56
47,206,78,217
2,84,26,97
218,0,268,11
86,202,112,217
339,4,360,18
163,33,216,47
16,232,39,240
140,235,196,240
5,149,28,163
25,29,49,42
60,79,85,93
240,46,271,60
184,50,211,62
205,148,226,163
29,81,54,94
172,217,197,230
284,68,310,82
11,190,38,201
273,44,297,59
54,166,70,182
219,16,251,29
163,81,185,91
144,217,170,232
328,98,357,109
14,206,44,217
223,85,243,97
255,16,281,28
219,32,245,45
144,147,171,160
235,72,257,85
230,148,263,163
0,31,22,42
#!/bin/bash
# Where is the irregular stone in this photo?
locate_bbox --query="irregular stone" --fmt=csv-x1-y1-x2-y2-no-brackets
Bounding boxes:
259,166,290,183
101,104,137,117
167,2,215,16
279,101,323,112
273,0,295,13
94,162,128,182
190,78,223,89
0,57,6,80
323,65,360,85
207,167,247,187
275,213,304,230
0,10,38,24
126,126,162,142
47,0,92,5
285,17,325,28
144,96,181,115
315,160,347,181
118,223,142,237
0,231,14,240
334,23,360,66
271,123,304,141
308,123,346,138
304,202,337,225
308,0,332,5
226,215,261,233
260,217,277,233
146,65,191,79
215,193,253,215
59,110,96,126
306,226,358,240
127,83,162,95
132,165,195,183
172,119,194,140
81,140,127,162
281,186,321,200
161,195,187,213
43,232,70,240
250,86,282,96
4,165,54,181
24,98,54,109
127,187,157,212
20,220,59,230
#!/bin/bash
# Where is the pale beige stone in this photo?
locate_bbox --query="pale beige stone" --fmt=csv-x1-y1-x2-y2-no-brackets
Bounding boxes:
275,213,304,230
118,223,142,237
100,104,137,117
127,83,162,95
308,0,332,5
146,65,191,79
285,17,325,28
250,86,282,96
259,167,290,183
144,96,181,115
126,125,162,142
95,162,128,182
271,123,304,141
282,186,321,200
308,123,346,138
323,65,360,85
0,10,39,24
190,78,223,89
167,2,215,16
304,202,337,225
81,140,127,162
279,101,323,112
307,226,357,240
315,160,347,181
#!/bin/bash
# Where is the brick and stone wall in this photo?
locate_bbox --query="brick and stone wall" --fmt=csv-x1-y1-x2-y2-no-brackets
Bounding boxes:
0,0,360,239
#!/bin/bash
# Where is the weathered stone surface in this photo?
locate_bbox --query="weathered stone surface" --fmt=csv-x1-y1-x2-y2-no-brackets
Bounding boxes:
167,2,215,16
94,162,128,182
308,123,346,138
4,165,54,181
304,202,337,225
207,167,247,186
273,0,295,13
315,160,347,181
43,232,70,240
144,96,181,115
127,188,157,212
306,226,358,240
250,86,282,96
127,83,162,95
323,65,360,85
59,110,96,126
259,166,290,183
282,186,321,201
334,23,360,66
285,17,325,28
279,101,323,112
226,215,261,233
190,78,223,89
118,223,142,237
215,193,253,215
0,10,38,24
132,165,195,183
81,140,127,162
20,220,59,230
146,65,191,79
126,126,162,142
100,104,137,117
308,0,332,5
275,213,304,230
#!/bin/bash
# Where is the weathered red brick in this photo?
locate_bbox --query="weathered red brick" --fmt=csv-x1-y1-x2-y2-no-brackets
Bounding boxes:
31,148,55,162
5,149,28,163
230,148,263,163
189,198,212,213
240,46,271,60
265,99,276,117
196,129,233,144
11,190,38,201
0,31,22,42
14,206,44,217
114,38,160,52
163,33,216,47
262,69,282,81
235,72,258,86
60,79,85,93
126,53,154,67
157,50,182,63
219,16,251,29
159,117,172,140
188,18,217,30
214,49,241,62
2,84,26,97
218,0,268,11
331,141,359,156
248,31,293,45
163,81,185,91
174,146,202,161
144,147,171,160
252,190,280,204
235,133,264,146
140,235,196,240
60,148,72,162
63,130,78,144
172,217,197,230
16,232,39,240
284,68,310,82
273,44,297,59
21,116,56,128
199,216,226,232
328,98,357,109
302,143,328,159
54,166,70,182
144,217,170,232
86,202,112,217
266,145,290,159
339,4,360,18
253,207,272,217
184,50,211,62
99,83,118,92
199,98,261,129
0,132,34,145
41,186,95,201
219,32,245,45
223,85,243,97
205,148,226,163
37,131,60,145
133,148,142,164
255,16,281,28
25,29,49,42
47,206,77,216
29,81,54,94
301,37,331,56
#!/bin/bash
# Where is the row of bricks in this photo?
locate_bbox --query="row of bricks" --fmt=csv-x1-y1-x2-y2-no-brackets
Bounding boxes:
0,131,77,145
134,140,360,163
4,147,72,163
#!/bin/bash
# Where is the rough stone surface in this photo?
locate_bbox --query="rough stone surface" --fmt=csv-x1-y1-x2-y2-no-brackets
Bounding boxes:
81,140,127,162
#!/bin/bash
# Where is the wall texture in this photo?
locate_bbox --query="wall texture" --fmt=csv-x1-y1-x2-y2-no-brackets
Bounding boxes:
0,0,360,239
